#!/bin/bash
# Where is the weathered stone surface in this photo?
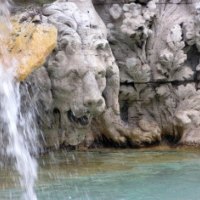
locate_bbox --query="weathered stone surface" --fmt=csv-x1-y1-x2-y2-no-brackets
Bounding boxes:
20,0,123,148
94,0,200,146
17,0,200,148
1,18,57,81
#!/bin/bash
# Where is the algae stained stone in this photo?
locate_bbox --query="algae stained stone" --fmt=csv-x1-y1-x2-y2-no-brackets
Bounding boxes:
1,19,57,81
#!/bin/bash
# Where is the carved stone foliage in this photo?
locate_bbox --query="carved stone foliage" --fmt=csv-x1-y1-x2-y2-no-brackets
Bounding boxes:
94,0,200,146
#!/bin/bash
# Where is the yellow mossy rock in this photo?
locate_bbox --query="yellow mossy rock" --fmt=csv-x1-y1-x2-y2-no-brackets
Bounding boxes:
4,21,57,81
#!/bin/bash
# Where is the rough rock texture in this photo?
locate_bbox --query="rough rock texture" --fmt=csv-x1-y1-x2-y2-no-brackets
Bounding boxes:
15,0,200,148
94,0,200,146
0,16,57,80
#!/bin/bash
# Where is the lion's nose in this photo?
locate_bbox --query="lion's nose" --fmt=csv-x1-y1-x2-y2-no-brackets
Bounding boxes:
84,96,104,108
83,72,105,113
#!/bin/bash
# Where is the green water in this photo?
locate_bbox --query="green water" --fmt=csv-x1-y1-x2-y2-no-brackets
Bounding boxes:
1,148,200,200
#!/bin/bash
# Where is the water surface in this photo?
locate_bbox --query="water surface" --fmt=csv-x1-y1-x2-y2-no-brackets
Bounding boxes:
1,147,200,200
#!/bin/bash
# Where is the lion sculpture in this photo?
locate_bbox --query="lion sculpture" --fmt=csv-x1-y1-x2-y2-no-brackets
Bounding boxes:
23,0,161,149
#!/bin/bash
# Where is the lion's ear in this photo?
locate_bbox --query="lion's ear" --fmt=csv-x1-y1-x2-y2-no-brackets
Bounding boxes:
59,36,80,54
103,62,120,115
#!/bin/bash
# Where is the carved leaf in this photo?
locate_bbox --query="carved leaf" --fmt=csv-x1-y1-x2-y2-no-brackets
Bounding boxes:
175,84,200,127
156,85,171,97
126,57,151,82
167,24,185,51
172,66,193,81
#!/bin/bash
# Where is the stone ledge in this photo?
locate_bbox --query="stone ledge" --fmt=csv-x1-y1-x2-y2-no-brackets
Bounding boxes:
1,19,57,81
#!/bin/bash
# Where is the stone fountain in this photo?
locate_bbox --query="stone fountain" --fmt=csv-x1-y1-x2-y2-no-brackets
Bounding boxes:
4,0,200,150
2,0,200,199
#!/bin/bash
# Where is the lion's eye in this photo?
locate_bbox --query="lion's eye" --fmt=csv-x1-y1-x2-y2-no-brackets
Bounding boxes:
95,40,109,50
96,71,106,79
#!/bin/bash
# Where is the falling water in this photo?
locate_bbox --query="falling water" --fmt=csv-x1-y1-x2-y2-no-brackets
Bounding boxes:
0,1,38,199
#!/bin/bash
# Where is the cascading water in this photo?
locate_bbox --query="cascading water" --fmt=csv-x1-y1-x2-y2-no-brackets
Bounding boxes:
0,1,38,199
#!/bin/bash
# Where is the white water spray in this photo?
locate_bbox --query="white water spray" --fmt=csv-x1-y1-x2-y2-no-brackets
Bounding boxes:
0,1,38,199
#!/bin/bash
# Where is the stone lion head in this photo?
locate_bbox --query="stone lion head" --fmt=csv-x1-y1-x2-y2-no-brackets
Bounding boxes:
36,0,120,146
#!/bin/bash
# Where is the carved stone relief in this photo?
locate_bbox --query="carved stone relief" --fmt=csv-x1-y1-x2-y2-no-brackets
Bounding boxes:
19,0,125,148
94,0,200,146
16,0,200,148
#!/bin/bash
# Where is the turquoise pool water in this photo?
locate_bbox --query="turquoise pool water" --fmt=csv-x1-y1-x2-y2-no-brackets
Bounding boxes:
1,148,200,200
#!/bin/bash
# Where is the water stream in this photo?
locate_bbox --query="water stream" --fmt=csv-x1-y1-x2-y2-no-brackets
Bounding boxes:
0,1,38,199
1,1,200,200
